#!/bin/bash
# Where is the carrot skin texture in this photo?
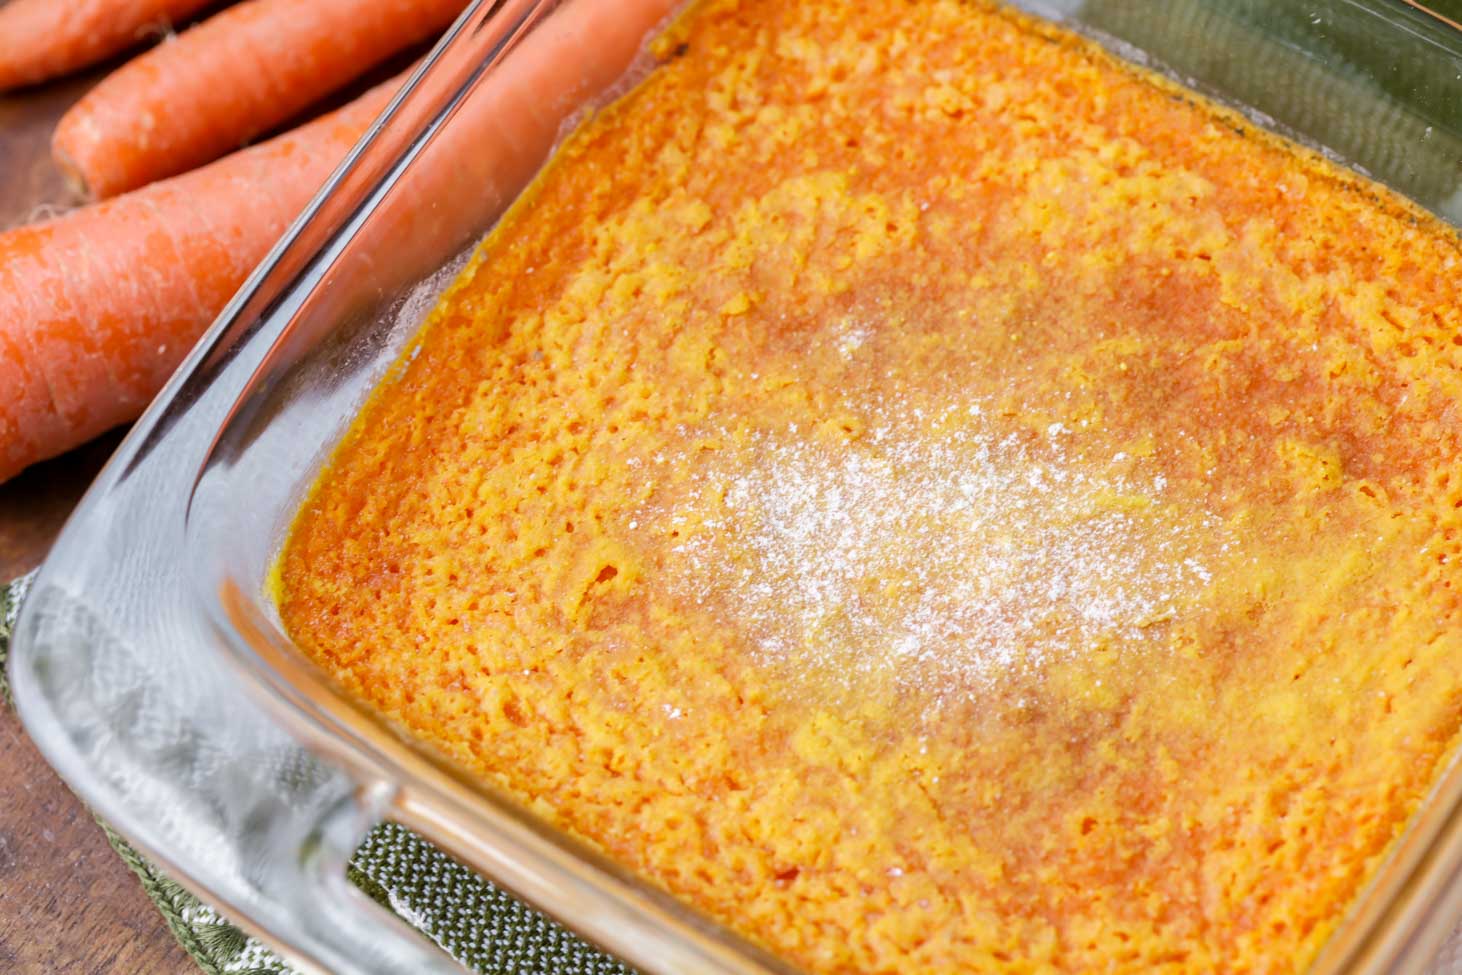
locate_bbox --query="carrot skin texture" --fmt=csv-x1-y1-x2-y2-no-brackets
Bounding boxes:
3,0,679,483
53,0,467,198
0,0,217,92
0,79,398,485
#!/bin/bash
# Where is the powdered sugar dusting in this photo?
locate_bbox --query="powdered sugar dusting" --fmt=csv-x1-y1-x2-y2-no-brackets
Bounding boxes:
640,397,1222,701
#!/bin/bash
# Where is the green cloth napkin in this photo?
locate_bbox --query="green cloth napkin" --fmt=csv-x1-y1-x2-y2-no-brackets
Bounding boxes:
1,576,635,975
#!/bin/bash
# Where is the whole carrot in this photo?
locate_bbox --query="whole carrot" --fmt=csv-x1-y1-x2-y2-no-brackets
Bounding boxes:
0,76,400,485
53,0,467,198
0,0,217,92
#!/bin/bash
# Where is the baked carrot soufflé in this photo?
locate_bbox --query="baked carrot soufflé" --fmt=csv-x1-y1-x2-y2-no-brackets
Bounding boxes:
274,0,1462,971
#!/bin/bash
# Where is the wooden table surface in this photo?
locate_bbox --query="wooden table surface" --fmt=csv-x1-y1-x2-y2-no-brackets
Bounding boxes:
0,70,195,975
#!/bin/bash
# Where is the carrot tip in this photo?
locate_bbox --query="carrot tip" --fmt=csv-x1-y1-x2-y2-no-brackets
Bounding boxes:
51,144,97,201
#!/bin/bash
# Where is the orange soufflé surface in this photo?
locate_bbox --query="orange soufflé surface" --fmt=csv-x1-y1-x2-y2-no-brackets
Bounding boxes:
275,1,1462,971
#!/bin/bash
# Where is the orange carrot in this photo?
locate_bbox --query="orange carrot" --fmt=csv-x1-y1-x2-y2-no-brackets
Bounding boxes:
0,76,401,485
3,0,680,483
0,0,217,92
337,0,685,304
53,0,467,198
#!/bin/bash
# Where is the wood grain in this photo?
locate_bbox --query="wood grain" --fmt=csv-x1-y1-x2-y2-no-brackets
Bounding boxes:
0,69,194,975
0,710,194,975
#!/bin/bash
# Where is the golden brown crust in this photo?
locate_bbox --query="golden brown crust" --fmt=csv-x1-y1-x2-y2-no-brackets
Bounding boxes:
278,2,1462,971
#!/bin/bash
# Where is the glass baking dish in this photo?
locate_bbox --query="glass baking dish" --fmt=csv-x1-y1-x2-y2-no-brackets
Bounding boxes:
10,0,1462,972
